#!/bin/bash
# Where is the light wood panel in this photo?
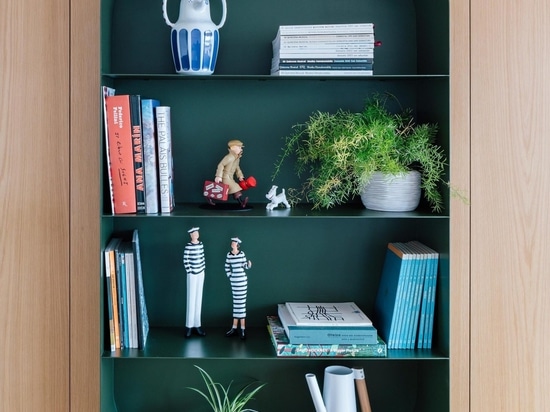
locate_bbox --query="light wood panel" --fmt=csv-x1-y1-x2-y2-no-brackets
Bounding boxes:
69,0,101,410
471,0,550,410
450,0,471,409
0,0,70,410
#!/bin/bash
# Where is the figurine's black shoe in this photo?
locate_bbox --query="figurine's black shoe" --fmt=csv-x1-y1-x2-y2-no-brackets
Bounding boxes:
239,197,249,208
206,197,216,206
184,327,193,338
194,327,206,337
225,327,238,337
240,329,246,340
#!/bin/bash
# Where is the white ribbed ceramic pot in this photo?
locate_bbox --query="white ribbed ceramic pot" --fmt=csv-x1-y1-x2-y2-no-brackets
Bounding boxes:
360,171,421,212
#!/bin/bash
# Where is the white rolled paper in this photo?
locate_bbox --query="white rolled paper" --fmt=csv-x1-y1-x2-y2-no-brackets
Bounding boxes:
306,373,328,412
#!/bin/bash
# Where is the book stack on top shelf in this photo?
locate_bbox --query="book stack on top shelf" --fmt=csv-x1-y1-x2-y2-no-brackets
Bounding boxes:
374,241,440,349
267,302,387,357
271,23,377,76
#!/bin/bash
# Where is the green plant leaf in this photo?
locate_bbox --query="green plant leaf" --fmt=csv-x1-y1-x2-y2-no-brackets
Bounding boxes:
272,92,447,211
187,365,266,412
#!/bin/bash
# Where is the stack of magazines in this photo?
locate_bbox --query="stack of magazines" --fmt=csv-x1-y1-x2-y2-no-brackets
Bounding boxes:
271,23,377,76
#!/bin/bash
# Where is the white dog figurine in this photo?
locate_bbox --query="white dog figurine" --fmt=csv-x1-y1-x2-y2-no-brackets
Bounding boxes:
265,185,291,211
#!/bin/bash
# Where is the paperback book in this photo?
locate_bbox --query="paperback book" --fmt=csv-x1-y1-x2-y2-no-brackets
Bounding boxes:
285,301,373,326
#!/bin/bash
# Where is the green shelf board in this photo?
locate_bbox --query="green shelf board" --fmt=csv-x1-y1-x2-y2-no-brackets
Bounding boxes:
102,327,448,361
103,73,450,81
102,203,450,219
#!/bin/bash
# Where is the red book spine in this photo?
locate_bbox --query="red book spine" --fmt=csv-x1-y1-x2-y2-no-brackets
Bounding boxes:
105,95,137,214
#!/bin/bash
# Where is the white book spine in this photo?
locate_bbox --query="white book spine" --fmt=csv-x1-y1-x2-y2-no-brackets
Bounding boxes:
272,70,373,76
155,106,175,214
278,23,375,35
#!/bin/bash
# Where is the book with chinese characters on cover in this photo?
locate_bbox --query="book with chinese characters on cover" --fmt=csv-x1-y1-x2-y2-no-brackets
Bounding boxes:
285,302,373,327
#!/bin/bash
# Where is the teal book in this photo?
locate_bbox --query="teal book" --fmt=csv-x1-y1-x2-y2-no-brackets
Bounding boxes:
115,241,128,348
403,241,428,349
132,229,149,349
374,242,413,349
425,248,439,349
267,316,386,358
392,242,416,349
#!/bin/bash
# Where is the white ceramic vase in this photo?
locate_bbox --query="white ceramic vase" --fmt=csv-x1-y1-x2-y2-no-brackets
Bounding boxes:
361,170,421,212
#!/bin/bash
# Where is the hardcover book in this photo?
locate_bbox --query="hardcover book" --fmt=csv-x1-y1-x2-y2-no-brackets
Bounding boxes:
285,301,373,327
267,316,386,358
278,304,378,345
141,99,161,214
129,95,146,213
155,106,175,214
105,94,137,214
102,86,116,213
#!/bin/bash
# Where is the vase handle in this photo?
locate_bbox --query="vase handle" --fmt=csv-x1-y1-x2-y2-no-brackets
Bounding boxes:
162,0,176,28
215,0,227,29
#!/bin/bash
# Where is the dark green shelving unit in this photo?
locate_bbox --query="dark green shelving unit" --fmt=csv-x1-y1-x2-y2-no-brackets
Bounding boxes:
100,0,450,410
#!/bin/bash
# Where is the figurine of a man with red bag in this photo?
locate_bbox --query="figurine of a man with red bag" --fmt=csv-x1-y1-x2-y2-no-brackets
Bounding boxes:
207,139,255,207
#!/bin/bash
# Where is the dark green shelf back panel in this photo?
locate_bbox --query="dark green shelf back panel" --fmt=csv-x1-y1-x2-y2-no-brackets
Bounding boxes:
108,215,448,329
105,77,449,207
107,357,448,412
106,0,448,76
100,0,450,410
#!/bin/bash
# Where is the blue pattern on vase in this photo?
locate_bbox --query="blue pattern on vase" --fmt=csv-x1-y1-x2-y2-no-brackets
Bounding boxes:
210,31,219,71
202,31,213,70
162,0,227,75
190,29,202,71
170,27,220,74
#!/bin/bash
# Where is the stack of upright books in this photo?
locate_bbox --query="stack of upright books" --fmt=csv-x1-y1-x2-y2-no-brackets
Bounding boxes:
103,86,176,215
271,23,376,76
374,241,440,349
267,302,387,357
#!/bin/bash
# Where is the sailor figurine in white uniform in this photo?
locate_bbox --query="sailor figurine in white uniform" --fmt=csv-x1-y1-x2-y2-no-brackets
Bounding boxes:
183,227,206,338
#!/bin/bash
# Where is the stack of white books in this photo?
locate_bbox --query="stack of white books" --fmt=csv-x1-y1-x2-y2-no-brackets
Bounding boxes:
271,23,376,76
277,301,378,344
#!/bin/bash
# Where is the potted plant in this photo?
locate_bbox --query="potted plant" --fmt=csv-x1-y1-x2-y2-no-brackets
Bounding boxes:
187,365,266,412
272,93,446,212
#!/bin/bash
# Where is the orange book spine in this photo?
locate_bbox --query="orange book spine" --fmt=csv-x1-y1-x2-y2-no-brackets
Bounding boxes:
105,95,137,214
108,248,121,349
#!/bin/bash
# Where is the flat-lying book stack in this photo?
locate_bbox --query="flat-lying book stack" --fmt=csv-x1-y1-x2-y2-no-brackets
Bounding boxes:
277,302,378,345
271,23,377,76
267,315,387,358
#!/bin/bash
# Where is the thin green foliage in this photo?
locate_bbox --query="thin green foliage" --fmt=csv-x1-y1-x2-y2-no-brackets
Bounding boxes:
187,365,266,412
272,93,447,211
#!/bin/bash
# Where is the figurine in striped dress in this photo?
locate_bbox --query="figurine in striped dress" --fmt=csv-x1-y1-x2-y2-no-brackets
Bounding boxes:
183,227,206,338
224,237,252,340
